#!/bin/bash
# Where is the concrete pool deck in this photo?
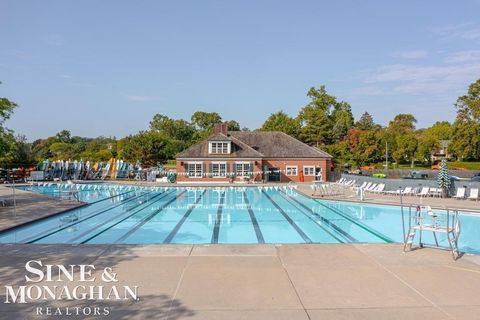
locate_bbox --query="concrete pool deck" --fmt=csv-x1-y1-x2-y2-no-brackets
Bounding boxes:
0,243,479,319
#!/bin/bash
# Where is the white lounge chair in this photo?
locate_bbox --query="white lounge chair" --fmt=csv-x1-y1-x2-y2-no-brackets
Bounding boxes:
372,184,385,194
467,188,478,201
345,180,356,187
453,187,466,199
416,187,430,197
365,183,378,192
401,186,413,195
428,187,442,198
357,181,367,189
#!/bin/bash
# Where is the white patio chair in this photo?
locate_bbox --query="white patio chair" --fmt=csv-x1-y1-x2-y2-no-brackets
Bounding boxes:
372,184,385,194
416,187,430,197
453,187,466,199
467,188,478,201
402,186,413,195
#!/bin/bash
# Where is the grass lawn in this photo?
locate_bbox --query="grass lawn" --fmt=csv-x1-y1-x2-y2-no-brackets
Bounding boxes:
447,162,480,170
165,159,176,170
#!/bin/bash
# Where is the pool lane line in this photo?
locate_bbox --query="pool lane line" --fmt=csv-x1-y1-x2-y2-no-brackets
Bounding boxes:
32,187,134,206
261,190,312,244
84,190,184,244
67,190,175,243
211,192,226,244
278,191,354,243
314,200,394,243
163,190,207,244
242,192,265,244
22,190,152,244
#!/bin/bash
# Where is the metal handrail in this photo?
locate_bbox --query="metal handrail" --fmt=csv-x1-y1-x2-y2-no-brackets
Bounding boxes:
3,180,17,218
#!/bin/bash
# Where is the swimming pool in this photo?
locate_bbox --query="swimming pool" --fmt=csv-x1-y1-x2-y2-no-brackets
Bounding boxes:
1,184,479,253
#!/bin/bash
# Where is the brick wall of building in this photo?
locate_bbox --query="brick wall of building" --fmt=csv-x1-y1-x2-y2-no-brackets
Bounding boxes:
176,158,330,183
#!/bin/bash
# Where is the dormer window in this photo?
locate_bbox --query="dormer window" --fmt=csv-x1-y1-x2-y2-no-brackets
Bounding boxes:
209,141,231,154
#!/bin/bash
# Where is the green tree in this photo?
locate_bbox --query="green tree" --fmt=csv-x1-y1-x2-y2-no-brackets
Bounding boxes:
0,82,18,157
149,114,196,141
331,102,354,142
416,122,453,163
122,131,170,166
260,111,301,138
298,86,338,146
191,111,222,131
450,79,480,160
55,130,72,143
355,112,376,131
344,128,381,166
386,114,418,165
455,78,480,123
226,120,240,131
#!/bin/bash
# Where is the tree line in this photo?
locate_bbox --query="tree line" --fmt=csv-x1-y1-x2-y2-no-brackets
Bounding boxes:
0,79,479,168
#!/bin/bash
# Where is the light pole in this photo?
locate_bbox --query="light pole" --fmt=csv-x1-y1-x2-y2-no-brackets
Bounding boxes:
385,141,388,170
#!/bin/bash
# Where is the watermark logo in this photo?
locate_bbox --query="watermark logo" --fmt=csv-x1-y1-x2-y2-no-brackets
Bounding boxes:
3,260,139,316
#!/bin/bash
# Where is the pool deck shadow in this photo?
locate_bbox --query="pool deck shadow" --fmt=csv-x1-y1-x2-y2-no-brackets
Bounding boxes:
0,186,85,232
1,243,479,319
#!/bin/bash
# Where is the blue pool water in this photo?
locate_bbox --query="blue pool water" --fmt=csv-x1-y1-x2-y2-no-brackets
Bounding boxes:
1,184,479,253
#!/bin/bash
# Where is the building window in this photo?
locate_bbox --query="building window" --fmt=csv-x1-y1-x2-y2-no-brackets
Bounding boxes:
211,162,227,177
187,163,203,177
303,166,315,176
209,142,230,154
286,166,298,176
235,162,251,176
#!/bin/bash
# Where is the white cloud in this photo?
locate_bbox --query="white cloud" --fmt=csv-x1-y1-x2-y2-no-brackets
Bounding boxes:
392,50,428,60
445,50,480,63
433,22,480,41
363,63,480,94
350,86,384,96
125,95,158,102
462,28,480,40
43,34,65,46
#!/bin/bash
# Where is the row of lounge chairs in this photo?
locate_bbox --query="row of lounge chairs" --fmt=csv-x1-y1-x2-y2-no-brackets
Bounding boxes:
334,179,479,201
452,187,479,201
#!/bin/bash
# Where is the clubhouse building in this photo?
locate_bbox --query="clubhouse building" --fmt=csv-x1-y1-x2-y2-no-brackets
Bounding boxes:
175,123,332,183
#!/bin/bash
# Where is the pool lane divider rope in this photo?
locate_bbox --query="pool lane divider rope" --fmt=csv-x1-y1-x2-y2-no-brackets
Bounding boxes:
242,192,265,244
22,190,153,244
278,191,354,243
211,192,226,244
67,190,176,243
163,190,207,244
88,190,186,244
262,190,312,243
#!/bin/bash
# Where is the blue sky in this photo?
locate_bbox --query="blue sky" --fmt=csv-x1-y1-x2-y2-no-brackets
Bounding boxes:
1,1,480,140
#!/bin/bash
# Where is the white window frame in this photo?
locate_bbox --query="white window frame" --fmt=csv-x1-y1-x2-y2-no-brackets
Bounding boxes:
303,166,315,176
209,141,231,154
235,161,251,177
286,165,298,176
211,162,227,177
187,162,203,178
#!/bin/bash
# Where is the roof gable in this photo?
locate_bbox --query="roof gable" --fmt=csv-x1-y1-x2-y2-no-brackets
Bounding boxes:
229,131,332,158
176,131,332,159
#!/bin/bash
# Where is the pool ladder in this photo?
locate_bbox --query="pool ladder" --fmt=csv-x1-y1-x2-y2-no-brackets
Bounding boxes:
402,205,461,260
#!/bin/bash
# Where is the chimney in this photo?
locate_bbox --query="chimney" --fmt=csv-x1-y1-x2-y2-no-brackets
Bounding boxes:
214,122,228,135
